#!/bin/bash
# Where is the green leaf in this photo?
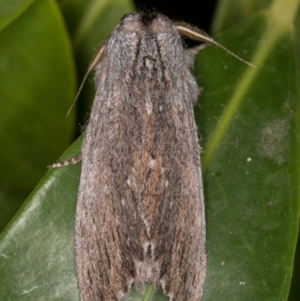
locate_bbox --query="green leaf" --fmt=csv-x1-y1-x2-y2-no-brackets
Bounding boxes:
211,1,300,300
196,0,300,300
210,0,300,84
0,0,76,230
211,0,272,34
0,138,81,301
0,0,299,300
0,0,35,30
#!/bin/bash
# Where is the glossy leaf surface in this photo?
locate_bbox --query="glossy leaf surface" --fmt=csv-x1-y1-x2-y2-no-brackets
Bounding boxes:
0,0,76,229
0,0,299,300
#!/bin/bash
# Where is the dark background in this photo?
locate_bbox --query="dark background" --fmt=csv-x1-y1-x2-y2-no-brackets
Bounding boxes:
134,0,218,33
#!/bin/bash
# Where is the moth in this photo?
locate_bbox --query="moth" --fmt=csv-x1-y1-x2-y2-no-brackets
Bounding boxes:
51,12,252,301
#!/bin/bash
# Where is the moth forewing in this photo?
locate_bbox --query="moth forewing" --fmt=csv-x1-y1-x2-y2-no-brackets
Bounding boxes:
74,13,206,301
52,13,210,301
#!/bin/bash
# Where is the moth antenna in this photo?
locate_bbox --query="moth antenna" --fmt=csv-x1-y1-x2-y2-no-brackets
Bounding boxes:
66,41,106,117
175,22,255,68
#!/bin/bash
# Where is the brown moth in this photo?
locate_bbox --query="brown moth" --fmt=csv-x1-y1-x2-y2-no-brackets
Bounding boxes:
51,12,252,301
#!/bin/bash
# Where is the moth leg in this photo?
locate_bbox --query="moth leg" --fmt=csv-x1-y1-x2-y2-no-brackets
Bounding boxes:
48,153,82,169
